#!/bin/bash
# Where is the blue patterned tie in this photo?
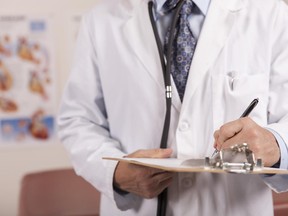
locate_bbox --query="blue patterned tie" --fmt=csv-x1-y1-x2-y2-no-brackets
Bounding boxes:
164,0,196,101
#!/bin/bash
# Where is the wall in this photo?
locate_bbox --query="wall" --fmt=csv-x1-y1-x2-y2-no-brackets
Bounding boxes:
0,0,287,215
0,0,99,215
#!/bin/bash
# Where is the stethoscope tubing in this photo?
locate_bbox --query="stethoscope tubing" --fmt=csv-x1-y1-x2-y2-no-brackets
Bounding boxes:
148,1,185,216
148,0,184,149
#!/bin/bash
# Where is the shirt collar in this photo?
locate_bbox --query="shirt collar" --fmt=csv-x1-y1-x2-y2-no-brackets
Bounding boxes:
155,0,211,16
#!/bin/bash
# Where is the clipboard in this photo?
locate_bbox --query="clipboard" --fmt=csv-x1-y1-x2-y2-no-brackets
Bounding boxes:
103,157,288,174
103,144,288,175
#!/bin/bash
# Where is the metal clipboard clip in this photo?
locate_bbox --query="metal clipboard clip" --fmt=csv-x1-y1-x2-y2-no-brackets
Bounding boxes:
205,143,263,173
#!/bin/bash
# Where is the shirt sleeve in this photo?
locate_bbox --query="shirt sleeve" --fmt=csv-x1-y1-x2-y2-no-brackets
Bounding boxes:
57,12,142,210
261,129,288,193
269,129,288,170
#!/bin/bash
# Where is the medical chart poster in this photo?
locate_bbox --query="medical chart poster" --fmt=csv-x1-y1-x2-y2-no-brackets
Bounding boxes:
0,14,56,144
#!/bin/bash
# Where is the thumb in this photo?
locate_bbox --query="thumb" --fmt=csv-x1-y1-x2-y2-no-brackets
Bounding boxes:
129,148,173,158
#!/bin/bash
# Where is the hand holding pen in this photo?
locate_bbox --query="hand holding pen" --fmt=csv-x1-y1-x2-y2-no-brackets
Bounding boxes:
212,98,280,167
212,98,259,157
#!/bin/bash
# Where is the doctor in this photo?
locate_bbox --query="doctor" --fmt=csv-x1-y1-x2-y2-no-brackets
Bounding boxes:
58,0,288,215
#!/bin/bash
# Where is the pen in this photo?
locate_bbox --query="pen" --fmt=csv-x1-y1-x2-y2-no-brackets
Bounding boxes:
239,98,259,118
211,98,259,157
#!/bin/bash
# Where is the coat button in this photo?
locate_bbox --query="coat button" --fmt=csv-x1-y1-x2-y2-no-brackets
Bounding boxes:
182,177,193,188
179,121,190,132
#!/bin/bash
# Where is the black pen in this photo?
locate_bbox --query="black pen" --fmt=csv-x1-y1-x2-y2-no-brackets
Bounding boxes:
240,98,259,118
211,98,259,157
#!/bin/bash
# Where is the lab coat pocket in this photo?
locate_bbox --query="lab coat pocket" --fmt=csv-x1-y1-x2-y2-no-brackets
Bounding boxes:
212,73,269,129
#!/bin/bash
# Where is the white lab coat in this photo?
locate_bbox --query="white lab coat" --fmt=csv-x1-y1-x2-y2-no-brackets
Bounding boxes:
58,0,288,215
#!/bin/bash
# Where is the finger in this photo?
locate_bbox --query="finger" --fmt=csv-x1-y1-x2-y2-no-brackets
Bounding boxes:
148,168,169,176
131,164,172,177
151,170,174,179
213,130,219,148
213,130,219,139
160,177,173,190
141,177,173,199
219,118,258,150
144,175,174,199
220,131,247,150
216,119,245,146
148,172,174,188
137,173,173,199
130,148,173,158
154,177,173,197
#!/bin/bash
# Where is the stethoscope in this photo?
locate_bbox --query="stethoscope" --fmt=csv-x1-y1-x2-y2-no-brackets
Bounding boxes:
148,1,185,216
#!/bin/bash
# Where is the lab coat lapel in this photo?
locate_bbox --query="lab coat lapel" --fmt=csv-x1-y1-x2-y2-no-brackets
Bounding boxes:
181,0,246,110
123,1,161,88
123,0,182,112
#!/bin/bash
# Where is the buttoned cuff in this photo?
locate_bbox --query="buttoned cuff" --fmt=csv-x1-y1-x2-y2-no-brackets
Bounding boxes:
266,128,288,170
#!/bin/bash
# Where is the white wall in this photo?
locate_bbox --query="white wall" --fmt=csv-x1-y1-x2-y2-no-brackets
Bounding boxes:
0,0,99,215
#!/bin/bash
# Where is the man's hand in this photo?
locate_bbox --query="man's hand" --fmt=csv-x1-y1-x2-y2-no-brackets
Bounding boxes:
113,148,174,199
213,117,280,167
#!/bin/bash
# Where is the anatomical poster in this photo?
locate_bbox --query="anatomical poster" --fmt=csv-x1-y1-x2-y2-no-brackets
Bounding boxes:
0,15,56,144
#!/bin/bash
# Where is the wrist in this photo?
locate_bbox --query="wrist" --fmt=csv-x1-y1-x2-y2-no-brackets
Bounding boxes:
113,161,129,194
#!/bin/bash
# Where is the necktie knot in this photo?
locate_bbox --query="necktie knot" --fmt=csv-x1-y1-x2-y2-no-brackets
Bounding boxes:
163,0,194,15
162,0,180,14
